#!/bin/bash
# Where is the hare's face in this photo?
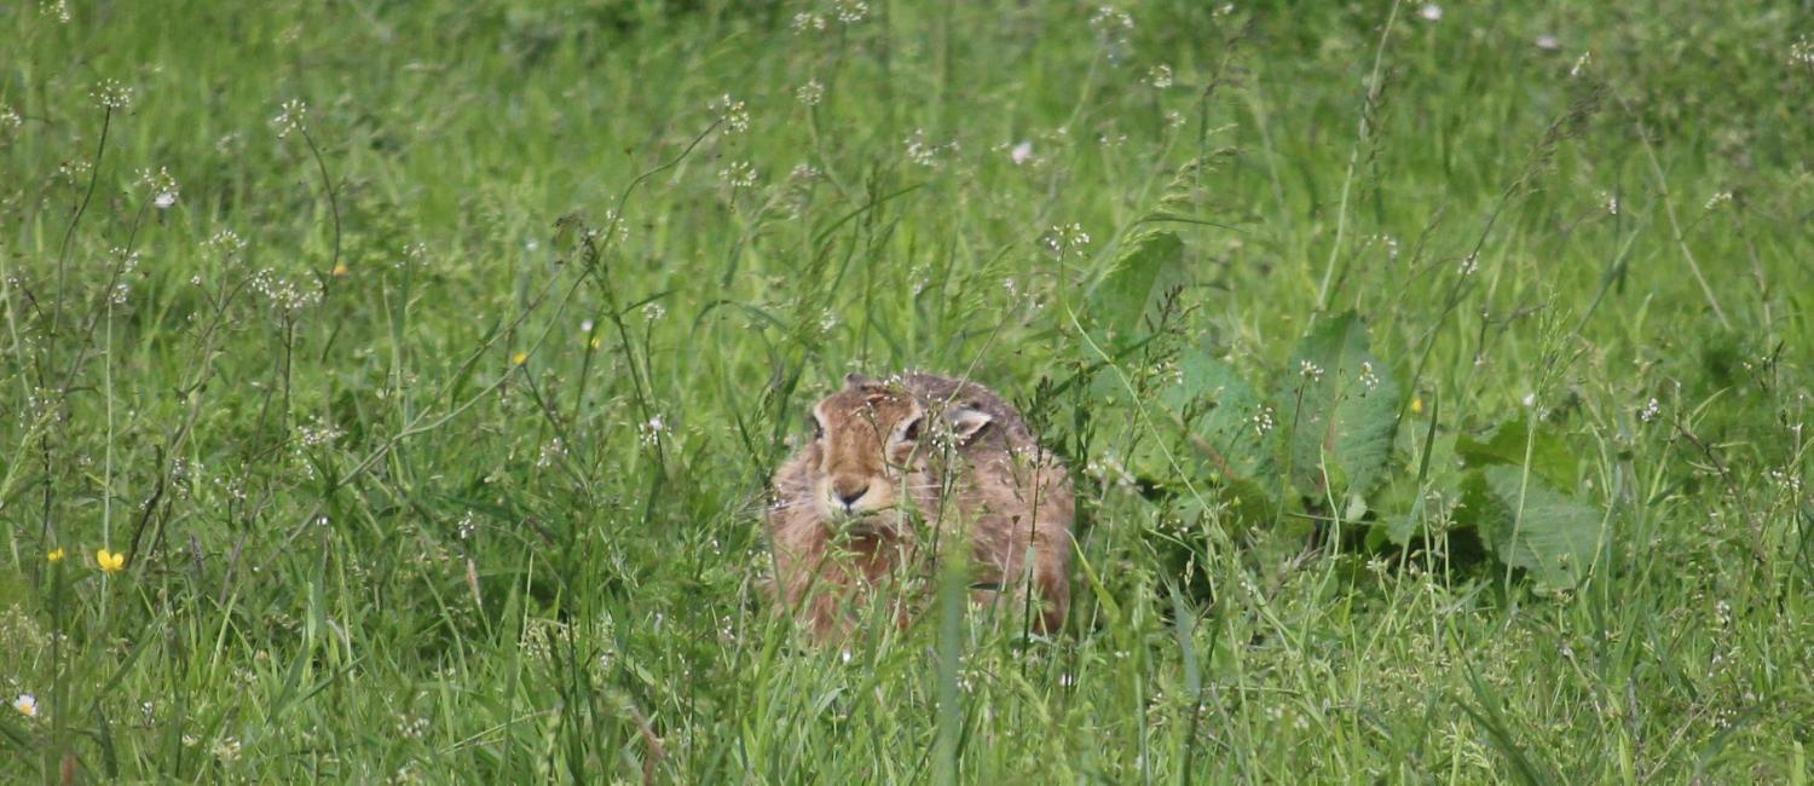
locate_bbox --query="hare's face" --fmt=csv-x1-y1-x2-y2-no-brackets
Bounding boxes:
809,384,927,524
803,375,998,528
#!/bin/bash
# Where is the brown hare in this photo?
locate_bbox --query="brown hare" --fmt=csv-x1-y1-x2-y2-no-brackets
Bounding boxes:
767,372,1074,642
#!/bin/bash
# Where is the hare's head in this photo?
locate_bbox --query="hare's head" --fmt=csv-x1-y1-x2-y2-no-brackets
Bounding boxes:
806,374,993,525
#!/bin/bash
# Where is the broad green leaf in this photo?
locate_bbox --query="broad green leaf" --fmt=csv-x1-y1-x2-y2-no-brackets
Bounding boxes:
1087,231,1186,351
1463,466,1605,590
1456,415,1580,490
1278,312,1401,501
1117,348,1281,523
1157,350,1278,486
1380,474,1428,547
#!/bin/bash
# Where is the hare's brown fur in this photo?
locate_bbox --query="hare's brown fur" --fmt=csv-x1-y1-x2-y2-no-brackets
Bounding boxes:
767,372,1074,641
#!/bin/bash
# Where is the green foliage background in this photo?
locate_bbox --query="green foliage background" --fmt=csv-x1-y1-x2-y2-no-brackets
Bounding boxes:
2,0,1810,781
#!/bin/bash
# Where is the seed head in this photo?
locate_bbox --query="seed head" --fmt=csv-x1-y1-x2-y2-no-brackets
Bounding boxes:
1790,35,1814,66
137,166,180,209
91,79,134,111
709,94,750,133
792,12,827,33
832,0,869,24
717,160,758,189
271,99,307,139
796,79,825,106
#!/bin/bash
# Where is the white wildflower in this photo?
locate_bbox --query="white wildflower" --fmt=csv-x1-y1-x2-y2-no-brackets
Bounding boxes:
395,714,430,739
903,128,957,168
796,79,824,106
788,162,821,182
1458,253,1479,276
718,160,758,188
1569,51,1592,77
297,416,343,448
709,94,750,134
40,0,71,23
1041,223,1091,257
250,267,322,314
1251,405,1276,436
137,167,180,209
639,415,668,447
207,229,247,255
211,736,241,763
1790,35,1814,66
91,79,134,110
271,98,307,138
832,0,869,24
1089,6,1134,37
792,12,827,33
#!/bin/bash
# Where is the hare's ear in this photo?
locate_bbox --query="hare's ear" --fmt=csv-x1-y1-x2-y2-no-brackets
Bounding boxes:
844,372,873,389
946,407,993,443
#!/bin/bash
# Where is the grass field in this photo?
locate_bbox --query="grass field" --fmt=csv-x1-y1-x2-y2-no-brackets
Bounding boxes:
3,0,1812,782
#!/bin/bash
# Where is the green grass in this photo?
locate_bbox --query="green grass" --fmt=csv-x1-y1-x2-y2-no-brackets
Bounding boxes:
2,0,1811,781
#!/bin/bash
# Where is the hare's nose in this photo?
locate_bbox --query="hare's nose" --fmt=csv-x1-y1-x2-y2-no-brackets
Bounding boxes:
834,483,870,508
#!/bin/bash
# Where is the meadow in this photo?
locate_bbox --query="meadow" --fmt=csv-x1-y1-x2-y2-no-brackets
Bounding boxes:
2,0,1811,781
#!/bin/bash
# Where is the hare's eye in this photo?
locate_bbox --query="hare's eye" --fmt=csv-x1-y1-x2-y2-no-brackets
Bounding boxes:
900,416,923,442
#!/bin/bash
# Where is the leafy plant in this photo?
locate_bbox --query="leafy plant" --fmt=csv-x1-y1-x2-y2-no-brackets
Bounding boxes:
1456,415,1580,491
1099,307,1614,594
1461,465,1606,590
1086,230,1187,355
1451,418,1605,589
1159,350,1280,511
1277,312,1401,506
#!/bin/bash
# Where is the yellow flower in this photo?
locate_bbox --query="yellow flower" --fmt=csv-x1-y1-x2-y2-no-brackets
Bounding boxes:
96,548,126,575
47,547,66,564
589,336,603,350
331,263,350,277
12,693,36,718
1410,396,1425,415
511,352,528,366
